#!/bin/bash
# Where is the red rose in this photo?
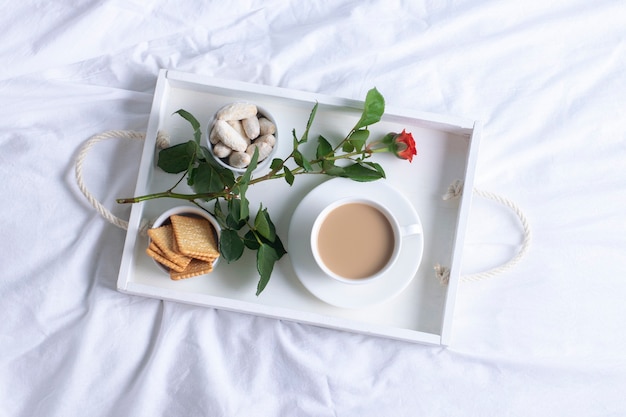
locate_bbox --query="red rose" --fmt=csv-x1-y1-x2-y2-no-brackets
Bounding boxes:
365,129,417,162
392,129,417,162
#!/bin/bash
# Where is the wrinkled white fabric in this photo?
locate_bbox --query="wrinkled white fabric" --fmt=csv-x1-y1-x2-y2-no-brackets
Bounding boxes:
2,0,626,416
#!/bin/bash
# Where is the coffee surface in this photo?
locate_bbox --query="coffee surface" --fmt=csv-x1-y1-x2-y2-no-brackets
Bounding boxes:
316,203,394,279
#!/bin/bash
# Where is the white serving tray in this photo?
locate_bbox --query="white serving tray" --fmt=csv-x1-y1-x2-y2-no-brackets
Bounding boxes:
117,69,481,345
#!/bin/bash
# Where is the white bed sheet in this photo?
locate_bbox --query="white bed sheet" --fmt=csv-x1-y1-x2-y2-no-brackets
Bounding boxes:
2,1,625,416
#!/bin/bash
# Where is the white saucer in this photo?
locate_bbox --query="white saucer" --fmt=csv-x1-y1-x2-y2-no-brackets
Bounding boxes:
287,178,424,309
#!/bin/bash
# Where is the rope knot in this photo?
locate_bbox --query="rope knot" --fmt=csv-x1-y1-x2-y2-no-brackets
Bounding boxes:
156,130,171,149
442,179,464,201
434,264,451,285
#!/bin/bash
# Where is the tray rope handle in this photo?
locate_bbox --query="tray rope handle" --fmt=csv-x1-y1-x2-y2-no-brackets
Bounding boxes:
435,179,532,285
74,129,170,231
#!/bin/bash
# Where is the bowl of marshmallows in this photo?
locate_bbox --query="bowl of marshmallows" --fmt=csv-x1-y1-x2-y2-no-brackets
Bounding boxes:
207,102,277,174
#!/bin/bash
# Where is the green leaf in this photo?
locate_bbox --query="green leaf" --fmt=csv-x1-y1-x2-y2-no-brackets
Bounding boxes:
256,243,279,296
268,233,287,258
226,198,247,230
292,150,311,172
270,158,283,170
302,158,313,172
354,88,385,130
322,159,345,176
241,147,258,184
293,150,313,172
189,161,228,194
299,102,319,144
293,149,304,167
174,109,202,144
157,141,196,173
342,141,355,153
213,200,227,228
362,161,386,178
244,227,287,256
348,129,370,152
239,196,250,223
284,166,294,185
316,135,333,159
254,207,276,241
233,148,258,221
199,150,236,188
219,228,245,263
237,147,259,188
342,162,385,182
198,145,211,162
243,230,260,250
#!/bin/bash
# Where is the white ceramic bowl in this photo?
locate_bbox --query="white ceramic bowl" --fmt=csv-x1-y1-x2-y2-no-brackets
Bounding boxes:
149,205,221,273
206,103,278,175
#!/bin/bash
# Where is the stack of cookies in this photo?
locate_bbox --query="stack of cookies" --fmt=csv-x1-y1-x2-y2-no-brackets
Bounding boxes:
146,214,220,280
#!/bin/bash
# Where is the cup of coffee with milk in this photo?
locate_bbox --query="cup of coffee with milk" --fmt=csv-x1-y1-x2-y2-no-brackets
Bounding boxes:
310,198,422,284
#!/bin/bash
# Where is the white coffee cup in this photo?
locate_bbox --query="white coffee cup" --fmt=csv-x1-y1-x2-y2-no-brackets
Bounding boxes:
310,197,422,284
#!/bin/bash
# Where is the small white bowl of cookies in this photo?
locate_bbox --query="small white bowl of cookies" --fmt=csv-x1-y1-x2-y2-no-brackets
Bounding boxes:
207,102,278,174
146,206,221,280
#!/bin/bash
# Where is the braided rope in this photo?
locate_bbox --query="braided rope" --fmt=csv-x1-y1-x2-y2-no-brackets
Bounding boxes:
435,181,532,284
461,188,532,282
75,130,145,229
74,130,170,230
